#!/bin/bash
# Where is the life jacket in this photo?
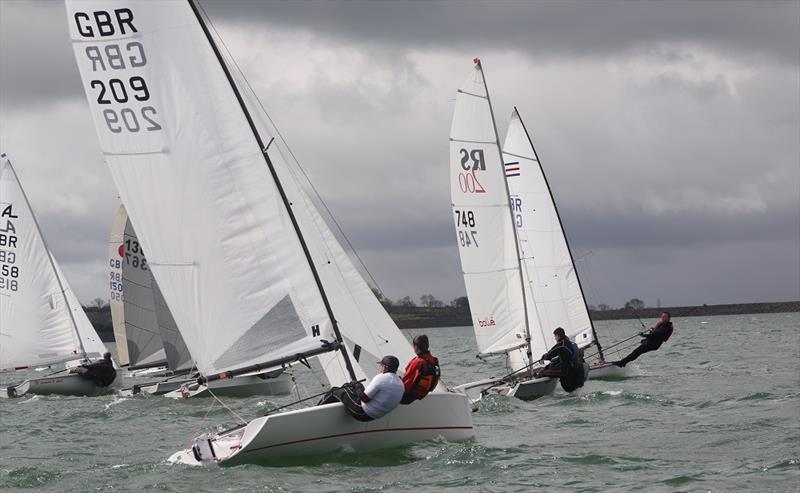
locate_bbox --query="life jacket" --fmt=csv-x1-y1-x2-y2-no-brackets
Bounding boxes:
569,341,580,367
411,353,440,398
661,321,674,343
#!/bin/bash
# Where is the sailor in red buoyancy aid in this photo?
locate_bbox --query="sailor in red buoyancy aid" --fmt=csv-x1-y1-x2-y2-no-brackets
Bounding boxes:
613,311,674,367
401,335,440,404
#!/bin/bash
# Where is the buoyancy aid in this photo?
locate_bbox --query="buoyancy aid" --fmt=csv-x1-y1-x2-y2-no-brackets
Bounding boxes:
570,341,580,367
410,353,440,398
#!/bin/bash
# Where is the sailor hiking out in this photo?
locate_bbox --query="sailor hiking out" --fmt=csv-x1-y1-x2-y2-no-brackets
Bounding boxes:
320,356,404,421
73,352,117,387
535,327,587,392
613,312,674,367
401,335,441,404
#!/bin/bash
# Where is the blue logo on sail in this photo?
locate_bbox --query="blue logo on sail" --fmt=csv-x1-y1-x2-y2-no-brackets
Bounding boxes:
505,161,520,178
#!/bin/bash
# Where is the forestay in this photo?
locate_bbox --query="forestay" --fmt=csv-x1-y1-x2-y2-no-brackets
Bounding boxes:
67,0,332,376
0,154,93,371
449,63,530,358
108,205,129,365
502,109,594,349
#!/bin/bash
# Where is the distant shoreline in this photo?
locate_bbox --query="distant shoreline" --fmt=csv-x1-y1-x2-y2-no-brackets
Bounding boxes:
395,301,800,329
87,300,799,341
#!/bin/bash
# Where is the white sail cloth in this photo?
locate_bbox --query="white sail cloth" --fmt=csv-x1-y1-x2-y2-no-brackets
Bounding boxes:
449,64,529,357
228,62,413,385
67,0,332,376
121,216,167,367
107,205,129,365
0,154,107,371
502,109,594,350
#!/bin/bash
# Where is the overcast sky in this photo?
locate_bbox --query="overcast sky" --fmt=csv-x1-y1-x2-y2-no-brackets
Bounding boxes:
1,0,798,310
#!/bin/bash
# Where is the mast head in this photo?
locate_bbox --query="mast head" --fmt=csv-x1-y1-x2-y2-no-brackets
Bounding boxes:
473,57,481,67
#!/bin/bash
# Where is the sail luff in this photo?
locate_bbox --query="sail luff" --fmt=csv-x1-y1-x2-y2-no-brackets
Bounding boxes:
512,107,601,357
5,161,86,359
476,61,535,367
187,0,356,382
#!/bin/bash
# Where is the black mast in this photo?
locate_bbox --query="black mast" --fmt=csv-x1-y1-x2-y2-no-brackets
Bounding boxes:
513,106,605,361
188,0,358,382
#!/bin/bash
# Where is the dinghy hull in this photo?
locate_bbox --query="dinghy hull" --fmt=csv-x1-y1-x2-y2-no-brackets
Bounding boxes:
167,373,293,399
2,373,111,398
455,375,556,402
588,361,632,379
168,391,474,466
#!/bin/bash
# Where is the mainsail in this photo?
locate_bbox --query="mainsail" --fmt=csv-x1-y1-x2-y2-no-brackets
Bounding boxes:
449,61,533,363
113,207,192,371
502,108,595,350
108,205,129,365
0,154,106,371
226,61,413,385
67,0,352,379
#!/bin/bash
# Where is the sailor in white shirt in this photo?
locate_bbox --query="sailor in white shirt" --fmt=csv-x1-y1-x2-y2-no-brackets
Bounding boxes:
361,356,405,420
319,355,404,422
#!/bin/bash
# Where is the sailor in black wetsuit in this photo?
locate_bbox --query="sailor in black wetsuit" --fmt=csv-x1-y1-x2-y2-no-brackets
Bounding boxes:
74,352,117,387
613,312,674,367
535,327,587,392
536,328,574,379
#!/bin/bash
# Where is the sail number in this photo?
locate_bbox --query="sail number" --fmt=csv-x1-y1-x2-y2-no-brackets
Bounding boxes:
109,271,123,302
457,148,487,194
0,204,19,292
124,239,148,271
454,210,479,248
75,9,163,136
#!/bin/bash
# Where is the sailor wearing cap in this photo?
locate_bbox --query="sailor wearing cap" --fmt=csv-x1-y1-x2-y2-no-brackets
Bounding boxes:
360,355,405,420
318,355,405,422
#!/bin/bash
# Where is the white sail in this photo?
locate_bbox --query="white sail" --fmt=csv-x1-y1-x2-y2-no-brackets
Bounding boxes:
230,69,413,385
67,0,334,377
108,205,129,365
152,273,192,371
449,63,530,358
0,154,103,371
502,109,594,349
121,217,167,368
53,256,111,362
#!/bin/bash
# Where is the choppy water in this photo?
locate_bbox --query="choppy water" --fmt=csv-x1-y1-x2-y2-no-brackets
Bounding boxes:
1,313,798,492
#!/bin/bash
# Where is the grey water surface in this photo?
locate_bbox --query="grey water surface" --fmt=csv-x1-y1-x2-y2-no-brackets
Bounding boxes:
1,313,798,492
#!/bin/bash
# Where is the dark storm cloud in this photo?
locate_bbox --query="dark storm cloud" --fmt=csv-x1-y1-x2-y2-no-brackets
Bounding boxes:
204,0,800,65
0,0,83,108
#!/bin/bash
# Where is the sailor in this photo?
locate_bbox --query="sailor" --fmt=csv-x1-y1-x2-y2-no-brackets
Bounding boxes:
535,327,574,379
73,352,117,387
400,335,441,404
613,312,674,367
320,355,404,422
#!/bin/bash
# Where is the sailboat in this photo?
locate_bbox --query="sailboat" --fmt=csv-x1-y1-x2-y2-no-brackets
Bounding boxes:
450,60,594,402
66,0,473,464
448,60,557,401
502,113,631,379
0,153,115,398
112,207,293,397
502,107,604,379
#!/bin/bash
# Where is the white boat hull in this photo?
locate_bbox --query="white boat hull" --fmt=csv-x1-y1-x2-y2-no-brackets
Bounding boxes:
588,361,632,379
1,373,113,398
163,372,293,399
168,391,474,466
455,375,556,402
